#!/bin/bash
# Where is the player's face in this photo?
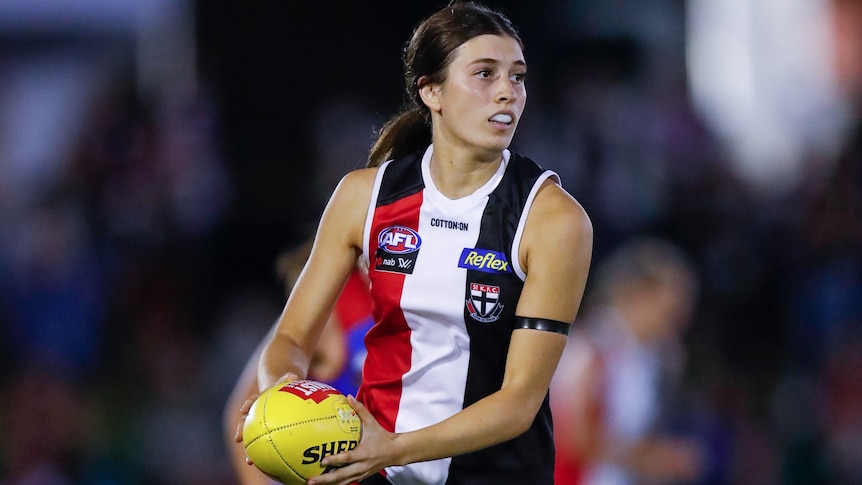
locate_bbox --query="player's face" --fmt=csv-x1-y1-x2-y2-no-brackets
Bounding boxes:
432,34,527,158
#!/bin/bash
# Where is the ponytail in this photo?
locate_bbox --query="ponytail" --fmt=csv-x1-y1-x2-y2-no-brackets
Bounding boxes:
367,105,430,168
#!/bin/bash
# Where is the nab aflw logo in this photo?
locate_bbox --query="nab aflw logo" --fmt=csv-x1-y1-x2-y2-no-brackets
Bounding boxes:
375,226,421,275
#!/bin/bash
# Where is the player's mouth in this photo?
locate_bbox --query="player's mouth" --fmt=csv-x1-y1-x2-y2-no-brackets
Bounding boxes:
489,111,515,127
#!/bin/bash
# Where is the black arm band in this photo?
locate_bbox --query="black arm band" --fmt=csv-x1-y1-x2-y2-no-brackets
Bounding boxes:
513,316,571,336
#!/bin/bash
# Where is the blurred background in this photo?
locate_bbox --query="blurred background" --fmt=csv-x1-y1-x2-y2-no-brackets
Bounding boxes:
0,0,860,484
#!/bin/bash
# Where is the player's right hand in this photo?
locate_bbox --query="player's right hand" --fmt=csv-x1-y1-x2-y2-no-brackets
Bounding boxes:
234,372,300,458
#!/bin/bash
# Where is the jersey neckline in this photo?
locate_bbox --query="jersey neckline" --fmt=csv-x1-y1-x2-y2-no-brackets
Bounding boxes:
420,144,509,213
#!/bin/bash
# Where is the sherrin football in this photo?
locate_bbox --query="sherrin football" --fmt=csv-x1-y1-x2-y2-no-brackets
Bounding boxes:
242,379,362,484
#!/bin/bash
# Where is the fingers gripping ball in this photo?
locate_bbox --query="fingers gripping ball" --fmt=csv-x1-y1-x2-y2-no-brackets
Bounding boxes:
243,380,362,484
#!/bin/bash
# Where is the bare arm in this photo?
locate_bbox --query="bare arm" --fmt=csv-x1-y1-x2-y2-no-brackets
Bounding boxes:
311,181,593,484
225,311,349,485
258,168,375,390
223,326,277,485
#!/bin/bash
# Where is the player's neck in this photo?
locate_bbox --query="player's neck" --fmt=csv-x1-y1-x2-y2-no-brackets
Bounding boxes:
429,145,503,200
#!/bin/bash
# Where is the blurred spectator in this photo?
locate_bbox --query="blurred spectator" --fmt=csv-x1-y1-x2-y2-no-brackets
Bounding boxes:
793,107,862,366
819,334,862,484
0,367,85,484
0,195,106,378
551,237,704,485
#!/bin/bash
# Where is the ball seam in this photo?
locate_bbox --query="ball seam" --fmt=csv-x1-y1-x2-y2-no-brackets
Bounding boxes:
261,390,308,481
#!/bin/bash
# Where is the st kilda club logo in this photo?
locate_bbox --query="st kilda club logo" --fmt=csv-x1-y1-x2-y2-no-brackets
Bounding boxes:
466,282,504,322
375,226,421,275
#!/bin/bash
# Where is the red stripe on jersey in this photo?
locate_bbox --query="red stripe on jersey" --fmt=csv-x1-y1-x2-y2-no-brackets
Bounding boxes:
358,190,423,432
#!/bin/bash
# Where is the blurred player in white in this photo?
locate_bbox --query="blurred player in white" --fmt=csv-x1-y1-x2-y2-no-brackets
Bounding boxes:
551,237,704,485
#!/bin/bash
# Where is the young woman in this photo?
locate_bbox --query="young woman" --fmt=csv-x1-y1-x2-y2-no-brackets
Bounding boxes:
233,3,592,484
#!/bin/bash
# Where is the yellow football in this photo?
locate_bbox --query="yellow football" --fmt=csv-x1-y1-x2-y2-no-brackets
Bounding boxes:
242,379,362,484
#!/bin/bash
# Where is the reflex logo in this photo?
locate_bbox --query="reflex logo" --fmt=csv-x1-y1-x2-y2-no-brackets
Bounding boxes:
458,248,511,274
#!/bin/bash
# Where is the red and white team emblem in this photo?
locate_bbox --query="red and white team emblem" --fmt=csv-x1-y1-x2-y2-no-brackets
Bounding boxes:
466,282,504,323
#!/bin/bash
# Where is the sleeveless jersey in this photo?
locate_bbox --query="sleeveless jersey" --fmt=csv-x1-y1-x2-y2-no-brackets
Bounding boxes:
358,145,560,485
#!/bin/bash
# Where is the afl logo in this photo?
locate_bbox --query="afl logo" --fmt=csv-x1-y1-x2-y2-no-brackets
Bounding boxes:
378,226,422,254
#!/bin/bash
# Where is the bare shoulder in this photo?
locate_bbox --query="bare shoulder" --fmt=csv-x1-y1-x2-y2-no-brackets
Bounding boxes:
341,166,379,185
335,167,378,200
527,179,593,248
519,180,592,272
326,167,378,216
516,179,593,321
318,167,379,251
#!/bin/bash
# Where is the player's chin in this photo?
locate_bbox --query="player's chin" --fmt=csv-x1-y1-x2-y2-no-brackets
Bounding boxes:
491,123,518,139
462,131,514,158
482,134,515,153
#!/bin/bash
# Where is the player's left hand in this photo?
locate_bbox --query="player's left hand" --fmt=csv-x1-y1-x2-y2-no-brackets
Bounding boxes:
308,395,397,485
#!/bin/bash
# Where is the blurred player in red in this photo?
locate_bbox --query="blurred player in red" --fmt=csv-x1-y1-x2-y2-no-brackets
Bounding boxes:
223,239,373,485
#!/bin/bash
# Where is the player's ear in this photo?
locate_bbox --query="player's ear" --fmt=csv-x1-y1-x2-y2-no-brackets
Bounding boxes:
418,76,441,113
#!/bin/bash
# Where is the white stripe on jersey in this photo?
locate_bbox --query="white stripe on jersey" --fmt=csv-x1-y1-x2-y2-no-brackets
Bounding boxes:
384,146,508,485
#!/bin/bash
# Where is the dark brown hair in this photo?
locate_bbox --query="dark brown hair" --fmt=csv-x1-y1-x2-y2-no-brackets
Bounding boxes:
367,2,523,167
